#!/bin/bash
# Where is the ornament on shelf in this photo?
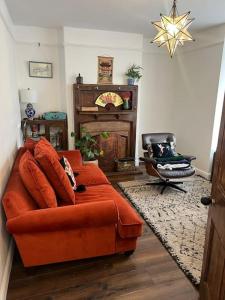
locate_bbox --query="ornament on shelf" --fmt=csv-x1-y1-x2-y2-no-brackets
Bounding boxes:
25,103,36,119
19,88,38,120
95,92,123,107
121,92,131,110
76,73,83,84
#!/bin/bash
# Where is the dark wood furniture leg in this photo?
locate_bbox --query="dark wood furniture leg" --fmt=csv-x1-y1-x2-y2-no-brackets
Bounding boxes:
146,180,187,194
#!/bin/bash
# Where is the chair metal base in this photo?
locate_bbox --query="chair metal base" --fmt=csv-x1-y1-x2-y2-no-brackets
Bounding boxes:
146,180,187,194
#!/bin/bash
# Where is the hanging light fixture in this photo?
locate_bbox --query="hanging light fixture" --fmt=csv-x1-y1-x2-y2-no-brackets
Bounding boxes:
151,0,195,57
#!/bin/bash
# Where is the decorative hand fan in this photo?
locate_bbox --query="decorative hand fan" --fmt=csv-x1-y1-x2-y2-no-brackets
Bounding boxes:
95,92,123,107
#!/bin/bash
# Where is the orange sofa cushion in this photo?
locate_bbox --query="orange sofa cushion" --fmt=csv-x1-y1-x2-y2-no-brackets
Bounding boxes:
24,138,37,154
2,148,38,219
74,164,110,186
76,185,143,238
24,137,60,157
19,151,57,209
34,144,75,204
13,148,27,172
35,137,60,161
58,150,82,168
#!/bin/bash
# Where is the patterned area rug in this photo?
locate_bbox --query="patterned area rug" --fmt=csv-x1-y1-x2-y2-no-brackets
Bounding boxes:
118,176,211,285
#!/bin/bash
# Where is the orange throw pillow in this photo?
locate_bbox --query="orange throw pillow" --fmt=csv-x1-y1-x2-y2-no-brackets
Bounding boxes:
34,145,75,204
24,138,37,154
35,137,60,161
19,151,57,209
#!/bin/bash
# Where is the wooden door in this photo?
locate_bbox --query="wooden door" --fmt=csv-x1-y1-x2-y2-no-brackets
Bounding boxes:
200,98,225,299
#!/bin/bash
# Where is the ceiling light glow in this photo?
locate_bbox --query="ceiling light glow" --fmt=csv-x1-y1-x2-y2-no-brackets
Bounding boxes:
151,0,195,57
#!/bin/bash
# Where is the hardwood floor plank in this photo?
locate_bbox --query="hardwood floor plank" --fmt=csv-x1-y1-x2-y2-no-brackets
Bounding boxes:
117,279,197,300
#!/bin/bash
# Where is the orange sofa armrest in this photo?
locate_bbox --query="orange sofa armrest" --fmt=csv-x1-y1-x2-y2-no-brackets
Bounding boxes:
57,150,82,167
7,200,117,234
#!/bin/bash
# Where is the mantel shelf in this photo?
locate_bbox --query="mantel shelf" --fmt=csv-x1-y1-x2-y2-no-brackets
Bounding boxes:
77,110,136,115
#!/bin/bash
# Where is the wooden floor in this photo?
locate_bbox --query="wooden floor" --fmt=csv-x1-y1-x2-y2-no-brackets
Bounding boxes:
7,168,199,300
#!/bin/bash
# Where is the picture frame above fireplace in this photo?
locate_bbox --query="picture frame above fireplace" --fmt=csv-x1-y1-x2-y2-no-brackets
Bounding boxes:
97,56,113,84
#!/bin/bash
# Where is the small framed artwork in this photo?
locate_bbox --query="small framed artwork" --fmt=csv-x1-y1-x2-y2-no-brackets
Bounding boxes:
97,56,113,84
29,61,53,78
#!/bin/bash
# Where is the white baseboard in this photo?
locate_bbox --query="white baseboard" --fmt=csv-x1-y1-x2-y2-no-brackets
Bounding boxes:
0,239,14,300
195,167,211,180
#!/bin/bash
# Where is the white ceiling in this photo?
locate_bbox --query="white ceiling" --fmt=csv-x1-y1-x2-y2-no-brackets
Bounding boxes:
5,0,225,37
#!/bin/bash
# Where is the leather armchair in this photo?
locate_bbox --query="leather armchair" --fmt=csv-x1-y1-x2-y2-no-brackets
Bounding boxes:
141,133,196,194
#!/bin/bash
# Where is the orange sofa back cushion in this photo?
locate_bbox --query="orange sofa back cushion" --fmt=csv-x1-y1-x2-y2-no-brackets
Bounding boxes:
36,137,60,160
19,151,57,209
74,164,110,186
34,143,75,204
24,138,38,154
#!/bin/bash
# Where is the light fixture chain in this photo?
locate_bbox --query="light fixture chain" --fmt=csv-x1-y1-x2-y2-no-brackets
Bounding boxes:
172,0,177,19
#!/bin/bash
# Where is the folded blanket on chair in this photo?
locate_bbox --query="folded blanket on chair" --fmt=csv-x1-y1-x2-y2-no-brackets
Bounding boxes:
157,163,190,171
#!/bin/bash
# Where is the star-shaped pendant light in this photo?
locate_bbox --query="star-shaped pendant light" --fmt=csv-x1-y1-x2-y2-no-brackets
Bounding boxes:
151,0,195,57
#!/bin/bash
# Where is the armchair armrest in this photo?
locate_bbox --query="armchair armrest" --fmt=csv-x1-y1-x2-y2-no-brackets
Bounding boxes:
7,200,117,234
57,150,82,167
182,155,196,162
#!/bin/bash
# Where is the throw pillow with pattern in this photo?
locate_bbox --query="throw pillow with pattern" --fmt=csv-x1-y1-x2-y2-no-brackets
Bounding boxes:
152,142,176,158
60,156,77,191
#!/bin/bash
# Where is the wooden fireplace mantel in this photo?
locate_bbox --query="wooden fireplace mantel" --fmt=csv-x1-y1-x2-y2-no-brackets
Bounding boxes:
73,84,138,172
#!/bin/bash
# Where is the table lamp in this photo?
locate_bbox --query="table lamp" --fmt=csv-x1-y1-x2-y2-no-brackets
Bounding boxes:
20,88,37,119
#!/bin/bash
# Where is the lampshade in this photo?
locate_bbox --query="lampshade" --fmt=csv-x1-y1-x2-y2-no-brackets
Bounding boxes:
20,88,37,104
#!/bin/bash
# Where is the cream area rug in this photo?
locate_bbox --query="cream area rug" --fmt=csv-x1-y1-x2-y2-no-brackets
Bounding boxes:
118,176,211,285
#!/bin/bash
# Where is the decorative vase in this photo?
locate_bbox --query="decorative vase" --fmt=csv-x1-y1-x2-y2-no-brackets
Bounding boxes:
123,99,130,110
128,78,135,85
76,73,83,84
83,159,98,166
25,103,35,119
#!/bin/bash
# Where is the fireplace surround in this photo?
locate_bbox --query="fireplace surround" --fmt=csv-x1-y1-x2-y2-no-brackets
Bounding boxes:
73,84,138,172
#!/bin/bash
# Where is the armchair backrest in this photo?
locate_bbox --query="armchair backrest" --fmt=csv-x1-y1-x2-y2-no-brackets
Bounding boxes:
142,133,176,150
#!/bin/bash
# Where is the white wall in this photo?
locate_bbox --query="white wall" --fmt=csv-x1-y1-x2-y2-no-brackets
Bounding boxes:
14,26,178,164
174,37,225,176
14,24,225,175
139,39,175,156
14,26,63,118
0,1,21,298
62,27,143,153
211,41,225,155
140,28,225,176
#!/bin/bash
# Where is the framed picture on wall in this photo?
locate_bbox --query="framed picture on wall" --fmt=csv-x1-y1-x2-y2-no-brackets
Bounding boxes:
29,61,53,78
97,56,113,84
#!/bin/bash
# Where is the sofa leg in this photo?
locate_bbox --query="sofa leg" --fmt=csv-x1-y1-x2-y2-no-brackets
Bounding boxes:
124,250,135,256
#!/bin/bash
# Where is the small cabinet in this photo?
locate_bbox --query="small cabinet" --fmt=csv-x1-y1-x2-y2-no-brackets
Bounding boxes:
21,118,68,150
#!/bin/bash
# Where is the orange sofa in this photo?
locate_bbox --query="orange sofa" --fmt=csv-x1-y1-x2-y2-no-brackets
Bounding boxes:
2,148,143,267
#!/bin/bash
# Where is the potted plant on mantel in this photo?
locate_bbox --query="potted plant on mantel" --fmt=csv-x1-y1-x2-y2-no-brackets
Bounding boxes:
125,64,143,85
71,128,109,165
